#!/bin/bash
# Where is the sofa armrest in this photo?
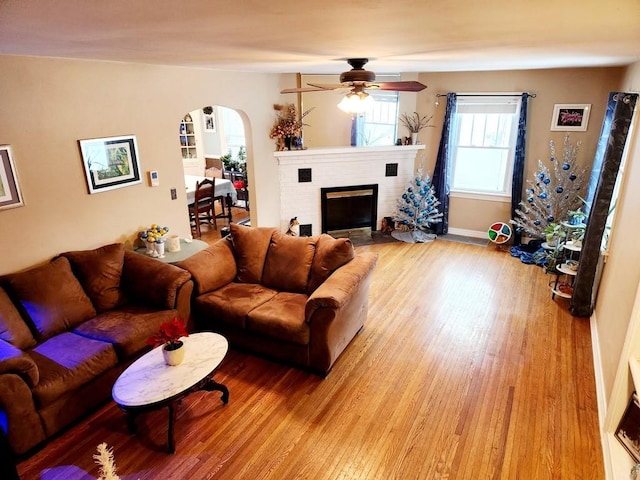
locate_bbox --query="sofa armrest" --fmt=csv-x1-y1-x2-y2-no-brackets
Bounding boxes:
304,252,378,373
0,340,38,387
0,374,46,455
305,252,378,320
122,250,192,310
175,239,237,295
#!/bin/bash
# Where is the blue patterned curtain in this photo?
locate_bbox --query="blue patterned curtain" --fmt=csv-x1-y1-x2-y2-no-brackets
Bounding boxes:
431,93,457,235
583,93,617,215
511,93,531,245
570,92,638,316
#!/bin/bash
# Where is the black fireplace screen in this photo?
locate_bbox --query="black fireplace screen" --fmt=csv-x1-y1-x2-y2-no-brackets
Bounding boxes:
321,184,378,233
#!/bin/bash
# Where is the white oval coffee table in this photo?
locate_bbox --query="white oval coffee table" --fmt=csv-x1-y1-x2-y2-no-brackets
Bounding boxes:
112,332,229,453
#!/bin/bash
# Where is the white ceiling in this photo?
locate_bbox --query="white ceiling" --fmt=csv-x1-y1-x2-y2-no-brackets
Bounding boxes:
0,0,639,75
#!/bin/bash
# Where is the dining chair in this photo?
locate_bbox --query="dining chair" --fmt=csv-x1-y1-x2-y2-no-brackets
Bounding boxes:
189,178,216,238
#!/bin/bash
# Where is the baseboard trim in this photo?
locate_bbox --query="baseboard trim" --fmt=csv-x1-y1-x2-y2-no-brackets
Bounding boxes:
590,312,613,479
447,227,488,239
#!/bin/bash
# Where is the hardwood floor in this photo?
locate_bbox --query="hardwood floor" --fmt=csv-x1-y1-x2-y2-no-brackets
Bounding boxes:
16,239,604,479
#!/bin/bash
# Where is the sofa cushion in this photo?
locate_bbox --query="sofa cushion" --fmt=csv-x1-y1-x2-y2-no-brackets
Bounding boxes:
6,257,97,341
29,332,117,407
194,282,277,329
230,224,276,283
175,239,236,295
247,292,309,345
307,234,356,293
73,306,179,359
61,243,125,312
263,232,316,293
0,286,36,349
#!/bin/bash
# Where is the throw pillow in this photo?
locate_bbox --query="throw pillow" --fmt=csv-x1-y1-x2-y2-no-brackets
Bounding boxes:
230,224,276,283
263,232,316,293
0,286,36,349
307,234,356,293
61,243,125,312
5,257,97,340
175,239,237,295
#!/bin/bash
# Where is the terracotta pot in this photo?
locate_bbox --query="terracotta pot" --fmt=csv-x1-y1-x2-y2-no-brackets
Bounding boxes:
162,341,185,366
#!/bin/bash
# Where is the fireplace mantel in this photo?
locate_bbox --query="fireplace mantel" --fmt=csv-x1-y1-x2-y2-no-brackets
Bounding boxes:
274,145,425,235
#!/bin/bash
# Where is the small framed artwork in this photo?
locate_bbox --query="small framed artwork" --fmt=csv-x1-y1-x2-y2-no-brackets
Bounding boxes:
0,145,24,210
550,104,591,131
616,392,640,462
204,113,217,133
79,135,142,194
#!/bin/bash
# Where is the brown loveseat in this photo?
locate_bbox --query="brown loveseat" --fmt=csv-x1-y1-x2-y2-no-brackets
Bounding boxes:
177,224,378,374
0,243,193,456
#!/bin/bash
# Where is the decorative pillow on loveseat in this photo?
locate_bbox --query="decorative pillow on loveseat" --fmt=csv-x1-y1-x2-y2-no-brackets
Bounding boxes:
307,234,356,293
263,232,317,293
230,224,276,283
4,257,97,340
61,243,125,312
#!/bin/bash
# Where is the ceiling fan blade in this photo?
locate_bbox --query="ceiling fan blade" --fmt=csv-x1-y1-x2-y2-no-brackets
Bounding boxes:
373,81,427,92
306,83,349,90
280,86,329,94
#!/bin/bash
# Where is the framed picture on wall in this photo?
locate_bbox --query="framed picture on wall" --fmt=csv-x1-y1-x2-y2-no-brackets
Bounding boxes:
616,392,640,462
79,135,142,194
204,113,217,133
550,104,591,131
0,145,24,210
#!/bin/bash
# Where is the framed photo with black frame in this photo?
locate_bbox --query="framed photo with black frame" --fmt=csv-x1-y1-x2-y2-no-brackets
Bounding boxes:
550,104,591,131
79,135,142,194
0,145,24,211
616,392,640,462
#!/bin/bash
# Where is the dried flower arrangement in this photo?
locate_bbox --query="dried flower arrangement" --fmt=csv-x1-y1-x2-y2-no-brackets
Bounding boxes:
399,112,434,133
269,103,313,150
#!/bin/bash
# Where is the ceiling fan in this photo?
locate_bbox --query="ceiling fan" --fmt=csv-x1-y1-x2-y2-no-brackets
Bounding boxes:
280,58,427,95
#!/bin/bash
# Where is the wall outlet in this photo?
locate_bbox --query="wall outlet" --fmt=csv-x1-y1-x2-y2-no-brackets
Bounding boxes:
170,188,177,200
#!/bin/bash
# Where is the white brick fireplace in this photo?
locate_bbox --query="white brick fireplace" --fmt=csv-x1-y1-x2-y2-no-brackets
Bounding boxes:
273,145,425,235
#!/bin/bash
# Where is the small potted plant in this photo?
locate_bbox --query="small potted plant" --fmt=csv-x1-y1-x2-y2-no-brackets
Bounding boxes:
146,317,189,366
567,208,587,226
543,223,566,247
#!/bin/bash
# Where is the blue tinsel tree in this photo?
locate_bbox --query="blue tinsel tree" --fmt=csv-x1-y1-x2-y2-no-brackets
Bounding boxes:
512,133,587,238
393,167,443,238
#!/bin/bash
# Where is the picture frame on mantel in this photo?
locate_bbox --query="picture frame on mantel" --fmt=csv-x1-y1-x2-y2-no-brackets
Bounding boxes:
550,104,591,131
79,135,142,194
0,145,24,211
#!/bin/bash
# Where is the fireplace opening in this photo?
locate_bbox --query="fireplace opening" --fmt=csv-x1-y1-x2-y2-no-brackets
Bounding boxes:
321,184,378,237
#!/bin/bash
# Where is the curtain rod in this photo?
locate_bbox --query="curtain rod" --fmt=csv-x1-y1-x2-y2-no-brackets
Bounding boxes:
436,92,536,98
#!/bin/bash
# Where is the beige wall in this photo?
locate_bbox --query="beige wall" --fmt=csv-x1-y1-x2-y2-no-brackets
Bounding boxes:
0,55,293,274
300,67,623,234
595,61,640,402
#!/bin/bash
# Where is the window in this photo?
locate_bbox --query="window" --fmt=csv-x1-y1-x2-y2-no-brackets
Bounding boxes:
219,107,246,158
353,89,399,146
450,95,522,201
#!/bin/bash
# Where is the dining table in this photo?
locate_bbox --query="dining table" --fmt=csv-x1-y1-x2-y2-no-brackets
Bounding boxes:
185,175,238,223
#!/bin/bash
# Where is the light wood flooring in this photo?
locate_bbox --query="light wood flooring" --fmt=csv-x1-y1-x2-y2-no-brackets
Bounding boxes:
16,238,604,479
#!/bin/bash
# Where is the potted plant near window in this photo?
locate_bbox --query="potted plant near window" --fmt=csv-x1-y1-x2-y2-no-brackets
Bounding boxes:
543,223,566,247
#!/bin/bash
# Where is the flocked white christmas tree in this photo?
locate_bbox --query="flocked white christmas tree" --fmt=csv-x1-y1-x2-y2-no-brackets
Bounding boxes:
392,166,443,243
512,133,587,238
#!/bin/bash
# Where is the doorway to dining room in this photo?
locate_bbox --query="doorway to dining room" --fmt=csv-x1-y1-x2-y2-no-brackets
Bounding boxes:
179,105,250,238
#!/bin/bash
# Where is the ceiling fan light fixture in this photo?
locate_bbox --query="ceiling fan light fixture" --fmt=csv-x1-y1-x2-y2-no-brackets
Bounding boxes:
337,91,375,114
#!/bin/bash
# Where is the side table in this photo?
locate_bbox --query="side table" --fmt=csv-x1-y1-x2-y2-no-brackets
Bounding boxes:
135,238,207,264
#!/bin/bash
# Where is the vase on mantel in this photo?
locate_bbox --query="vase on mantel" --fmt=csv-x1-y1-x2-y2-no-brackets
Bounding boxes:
284,136,292,150
411,132,418,145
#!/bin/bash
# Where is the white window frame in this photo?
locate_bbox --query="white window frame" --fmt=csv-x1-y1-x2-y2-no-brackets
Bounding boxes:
450,94,522,203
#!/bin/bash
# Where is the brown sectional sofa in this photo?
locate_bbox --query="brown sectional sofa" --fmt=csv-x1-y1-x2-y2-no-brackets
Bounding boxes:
0,243,193,456
177,223,378,374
